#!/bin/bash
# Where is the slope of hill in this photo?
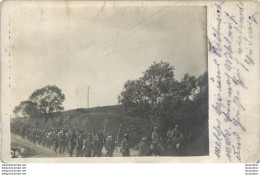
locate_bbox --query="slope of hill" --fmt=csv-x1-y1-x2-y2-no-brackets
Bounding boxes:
11,104,209,155
11,105,151,147
12,105,124,133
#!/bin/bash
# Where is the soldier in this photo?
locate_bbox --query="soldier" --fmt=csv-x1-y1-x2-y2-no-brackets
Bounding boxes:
150,126,161,156
26,127,30,141
171,124,181,147
171,124,183,155
134,137,149,156
42,132,48,148
37,130,43,146
53,130,59,153
76,134,83,157
98,132,105,156
63,131,69,153
105,136,115,157
120,134,130,157
166,127,173,149
92,134,102,157
32,129,37,144
47,131,53,150
68,131,76,157
58,130,65,154
83,134,92,157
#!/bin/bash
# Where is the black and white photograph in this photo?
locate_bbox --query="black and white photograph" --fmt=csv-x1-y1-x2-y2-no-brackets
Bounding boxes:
8,5,208,158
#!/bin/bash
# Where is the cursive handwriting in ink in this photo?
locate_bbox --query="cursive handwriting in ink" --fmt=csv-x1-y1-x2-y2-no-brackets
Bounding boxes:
232,132,242,162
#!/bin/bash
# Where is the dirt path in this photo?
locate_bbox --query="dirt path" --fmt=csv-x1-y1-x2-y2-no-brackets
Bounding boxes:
11,134,69,158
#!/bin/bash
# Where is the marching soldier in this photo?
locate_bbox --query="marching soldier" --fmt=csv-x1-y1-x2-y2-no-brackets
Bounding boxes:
53,131,59,153
76,134,83,157
37,130,43,146
47,131,53,150
92,134,101,157
98,132,105,156
120,134,130,157
150,126,161,156
134,137,148,156
68,131,76,157
58,130,65,154
171,124,181,147
105,136,115,157
83,134,92,157
171,124,183,155
166,127,173,149
42,132,48,148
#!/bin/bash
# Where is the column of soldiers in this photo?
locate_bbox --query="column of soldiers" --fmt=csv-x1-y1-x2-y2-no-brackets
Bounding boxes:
11,122,184,157
11,122,116,157
133,125,184,156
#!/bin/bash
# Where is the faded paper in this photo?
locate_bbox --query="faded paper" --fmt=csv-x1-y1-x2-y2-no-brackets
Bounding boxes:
0,1,259,163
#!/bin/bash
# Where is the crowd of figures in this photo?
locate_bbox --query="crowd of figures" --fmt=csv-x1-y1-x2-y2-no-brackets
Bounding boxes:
11,122,186,157
11,123,116,157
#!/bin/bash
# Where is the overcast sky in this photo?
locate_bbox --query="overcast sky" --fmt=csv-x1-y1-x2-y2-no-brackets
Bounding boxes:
10,5,207,111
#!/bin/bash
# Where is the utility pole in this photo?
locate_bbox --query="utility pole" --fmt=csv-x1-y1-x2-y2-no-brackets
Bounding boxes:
87,86,89,108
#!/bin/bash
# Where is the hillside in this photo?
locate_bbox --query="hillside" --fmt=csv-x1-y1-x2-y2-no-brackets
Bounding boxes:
11,104,209,155
12,105,125,134
12,105,151,147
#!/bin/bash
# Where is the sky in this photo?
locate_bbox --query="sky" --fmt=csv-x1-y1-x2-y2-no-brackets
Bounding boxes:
9,4,207,111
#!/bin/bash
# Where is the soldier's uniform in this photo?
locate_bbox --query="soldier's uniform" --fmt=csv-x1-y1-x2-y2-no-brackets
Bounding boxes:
58,131,66,154
105,136,115,157
98,132,104,156
63,133,69,153
53,132,59,153
150,127,161,155
37,133,42,145
76,134,83,157
121,134,130,157
32,130,37,144
42,133,48,147
166,128,173,149
47,132,53,150
171,125,181,147
92,135,103,157
83,136,92,157
68,132,76,157
134,137,148,156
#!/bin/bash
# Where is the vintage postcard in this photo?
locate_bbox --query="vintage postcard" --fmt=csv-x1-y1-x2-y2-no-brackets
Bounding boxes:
0,1,259,163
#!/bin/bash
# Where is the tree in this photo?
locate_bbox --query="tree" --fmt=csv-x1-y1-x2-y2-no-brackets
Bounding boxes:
190,71,208,126
142,61,174,115
13,100,38,118
119,61,179,122
118,79,150,119
29,85,65,120
119,64,208,154
118,61,206,126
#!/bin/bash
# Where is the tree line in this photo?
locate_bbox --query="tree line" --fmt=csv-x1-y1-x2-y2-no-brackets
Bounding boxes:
13,85,65,121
